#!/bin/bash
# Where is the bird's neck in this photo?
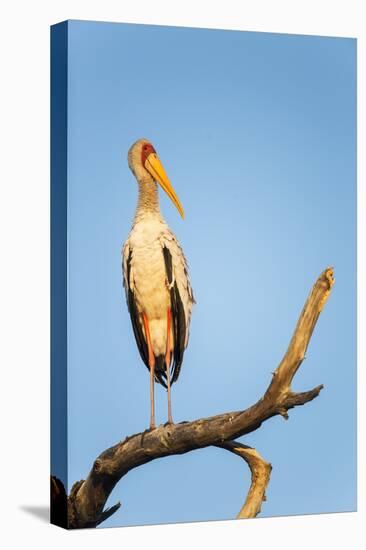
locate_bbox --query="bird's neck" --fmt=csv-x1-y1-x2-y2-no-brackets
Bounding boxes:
134,175,162,223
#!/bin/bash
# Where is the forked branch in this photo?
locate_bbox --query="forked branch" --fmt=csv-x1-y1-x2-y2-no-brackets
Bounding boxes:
53,267,334,529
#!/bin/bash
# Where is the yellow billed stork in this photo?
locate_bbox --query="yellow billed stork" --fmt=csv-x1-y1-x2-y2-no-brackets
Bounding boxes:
122,139,194,430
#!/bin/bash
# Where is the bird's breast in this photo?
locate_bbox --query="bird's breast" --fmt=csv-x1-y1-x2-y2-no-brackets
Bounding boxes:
128,220,170,320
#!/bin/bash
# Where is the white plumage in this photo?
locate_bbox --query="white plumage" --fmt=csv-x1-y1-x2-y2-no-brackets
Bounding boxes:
123,215,194,357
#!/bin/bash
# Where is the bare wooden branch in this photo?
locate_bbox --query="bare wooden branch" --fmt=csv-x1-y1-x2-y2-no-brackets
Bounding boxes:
60,267,334,529
265,266,334,403
216,441,272,519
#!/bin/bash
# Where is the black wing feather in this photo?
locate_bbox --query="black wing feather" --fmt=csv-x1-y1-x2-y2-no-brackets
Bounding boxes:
126,249,149,368
162,246,186,384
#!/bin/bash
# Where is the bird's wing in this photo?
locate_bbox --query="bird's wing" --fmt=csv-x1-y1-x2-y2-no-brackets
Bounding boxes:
122,240,149,369
159,230,195,383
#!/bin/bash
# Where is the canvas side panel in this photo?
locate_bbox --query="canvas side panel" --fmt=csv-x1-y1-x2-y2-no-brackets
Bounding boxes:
50,20,68,529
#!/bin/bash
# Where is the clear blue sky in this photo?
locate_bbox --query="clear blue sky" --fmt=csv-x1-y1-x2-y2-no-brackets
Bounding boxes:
62,20,356,528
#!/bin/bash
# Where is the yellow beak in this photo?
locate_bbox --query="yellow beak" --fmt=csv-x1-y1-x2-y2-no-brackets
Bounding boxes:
144,152,185,219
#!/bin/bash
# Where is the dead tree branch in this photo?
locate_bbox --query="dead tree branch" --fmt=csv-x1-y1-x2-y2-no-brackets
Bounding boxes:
216,441,272,519
54,267,334,529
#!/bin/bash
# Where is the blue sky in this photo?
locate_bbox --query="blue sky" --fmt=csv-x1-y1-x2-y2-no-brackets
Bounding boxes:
61,20,356,527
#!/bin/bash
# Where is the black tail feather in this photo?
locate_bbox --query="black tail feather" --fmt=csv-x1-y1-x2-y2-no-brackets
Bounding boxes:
154,355,168,388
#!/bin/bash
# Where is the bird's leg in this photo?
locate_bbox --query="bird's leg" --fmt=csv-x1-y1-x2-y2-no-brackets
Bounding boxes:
142,312,156,430
165,308,174,424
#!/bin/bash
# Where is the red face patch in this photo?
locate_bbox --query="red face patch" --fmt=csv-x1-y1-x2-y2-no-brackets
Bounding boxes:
141,142,156,166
